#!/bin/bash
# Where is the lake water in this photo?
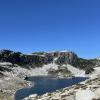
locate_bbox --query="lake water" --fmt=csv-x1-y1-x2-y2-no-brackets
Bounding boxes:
15,76,88,100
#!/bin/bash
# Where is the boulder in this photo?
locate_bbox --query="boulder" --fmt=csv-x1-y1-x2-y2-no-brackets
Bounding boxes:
75,89,95,100
29,94,37,99
94,88,100,99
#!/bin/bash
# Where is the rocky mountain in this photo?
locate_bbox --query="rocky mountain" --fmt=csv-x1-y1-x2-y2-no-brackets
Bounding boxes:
0,50,78,66
0,49,100,100
0,49,99,75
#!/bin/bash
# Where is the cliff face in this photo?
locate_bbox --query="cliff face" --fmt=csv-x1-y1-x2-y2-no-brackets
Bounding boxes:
53,51,78,65
0,50,78,67
0,49,98,74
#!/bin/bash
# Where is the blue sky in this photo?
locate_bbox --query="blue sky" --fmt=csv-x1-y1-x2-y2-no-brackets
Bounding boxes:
0,0,100,58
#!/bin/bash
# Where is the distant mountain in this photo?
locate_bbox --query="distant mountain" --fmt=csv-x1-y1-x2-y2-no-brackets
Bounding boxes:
0,49,99,74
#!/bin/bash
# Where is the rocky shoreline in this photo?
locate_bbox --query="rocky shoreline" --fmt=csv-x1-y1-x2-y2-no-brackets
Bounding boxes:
0,50,98,100
0,60,100,100
1,70,100,100
0,77,32,100
23,76,100,100
0,62,34,100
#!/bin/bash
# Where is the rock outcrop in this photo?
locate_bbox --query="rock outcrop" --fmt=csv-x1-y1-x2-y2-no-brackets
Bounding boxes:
0,50,78,66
